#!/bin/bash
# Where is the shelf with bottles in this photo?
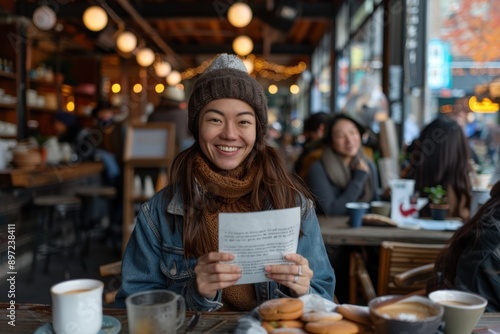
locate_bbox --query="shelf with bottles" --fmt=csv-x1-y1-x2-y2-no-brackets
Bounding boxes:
0,67,17,106
0,70,15,80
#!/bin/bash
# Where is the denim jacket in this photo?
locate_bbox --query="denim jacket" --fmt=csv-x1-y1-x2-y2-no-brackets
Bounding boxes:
115,185,336,311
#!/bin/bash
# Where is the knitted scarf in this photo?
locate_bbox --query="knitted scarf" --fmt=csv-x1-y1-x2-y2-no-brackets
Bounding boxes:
192,153,258,311
321,146,373,203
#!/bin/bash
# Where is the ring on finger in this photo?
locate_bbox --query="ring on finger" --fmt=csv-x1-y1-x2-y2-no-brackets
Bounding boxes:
297,265,303,276
293,275,299,284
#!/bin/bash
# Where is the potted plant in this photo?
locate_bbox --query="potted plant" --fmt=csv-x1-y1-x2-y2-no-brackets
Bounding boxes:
423,185,449,220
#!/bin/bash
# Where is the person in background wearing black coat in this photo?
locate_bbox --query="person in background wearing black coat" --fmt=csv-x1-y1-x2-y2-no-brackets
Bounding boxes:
435,181,500,312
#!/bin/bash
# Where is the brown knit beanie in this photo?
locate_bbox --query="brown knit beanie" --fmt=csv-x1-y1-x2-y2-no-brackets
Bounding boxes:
188,54,268,138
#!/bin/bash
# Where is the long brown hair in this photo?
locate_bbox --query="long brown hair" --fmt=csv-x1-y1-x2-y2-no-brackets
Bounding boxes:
435,181,500,287
166,133,314,258
405,117,472,216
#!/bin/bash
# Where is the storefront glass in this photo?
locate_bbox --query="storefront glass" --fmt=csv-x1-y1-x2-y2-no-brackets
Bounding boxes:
426,0,500,165
336,5,388,134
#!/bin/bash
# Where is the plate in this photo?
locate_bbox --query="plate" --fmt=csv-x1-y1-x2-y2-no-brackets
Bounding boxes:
398,218,463,231
34,315,121,334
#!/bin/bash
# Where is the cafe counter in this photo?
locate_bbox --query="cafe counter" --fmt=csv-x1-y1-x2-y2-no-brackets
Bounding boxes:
0,162,103,188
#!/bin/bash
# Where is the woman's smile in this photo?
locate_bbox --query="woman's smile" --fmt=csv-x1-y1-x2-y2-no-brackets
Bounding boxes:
198,98,256,171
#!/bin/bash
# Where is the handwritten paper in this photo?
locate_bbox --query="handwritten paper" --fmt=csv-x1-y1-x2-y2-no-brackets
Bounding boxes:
218,207,300,285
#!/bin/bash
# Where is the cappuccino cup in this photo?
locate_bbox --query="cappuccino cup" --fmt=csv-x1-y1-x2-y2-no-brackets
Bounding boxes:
429,289,487,334
51,279,104,334
369,295,443,334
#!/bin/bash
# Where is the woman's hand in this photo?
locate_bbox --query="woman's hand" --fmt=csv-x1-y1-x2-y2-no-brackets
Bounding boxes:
264,253,312,297
194,252,242,299
353,158,370,173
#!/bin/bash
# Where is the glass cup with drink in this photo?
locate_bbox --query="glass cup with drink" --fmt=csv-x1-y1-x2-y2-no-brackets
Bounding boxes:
126,290,186,334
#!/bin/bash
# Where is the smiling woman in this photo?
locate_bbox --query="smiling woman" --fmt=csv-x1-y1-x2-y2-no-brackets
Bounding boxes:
116,54,335,312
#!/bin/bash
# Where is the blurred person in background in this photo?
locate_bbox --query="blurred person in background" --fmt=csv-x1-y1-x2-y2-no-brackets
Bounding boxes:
91,101,124,186
92,103,125,187
447,97,480,164
53,110,94,161
304,113,380,215
403,116,472,220
148,85,193,153
434,180,500,311
294,111,329,176
302,113,380,303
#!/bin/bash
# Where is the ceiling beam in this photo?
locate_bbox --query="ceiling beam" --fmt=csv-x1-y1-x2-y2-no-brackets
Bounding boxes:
171,43,315,56
114,0,188,69
16,2,338,20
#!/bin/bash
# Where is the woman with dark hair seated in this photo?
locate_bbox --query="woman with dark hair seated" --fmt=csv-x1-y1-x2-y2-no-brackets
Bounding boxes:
434,181,500,312
403,116,472,221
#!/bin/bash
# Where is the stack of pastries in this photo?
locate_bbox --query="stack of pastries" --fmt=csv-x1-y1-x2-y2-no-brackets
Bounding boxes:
258,298,374,334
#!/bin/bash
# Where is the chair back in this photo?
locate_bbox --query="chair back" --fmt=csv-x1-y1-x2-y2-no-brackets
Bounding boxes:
377,241,445,296
99,261,122,304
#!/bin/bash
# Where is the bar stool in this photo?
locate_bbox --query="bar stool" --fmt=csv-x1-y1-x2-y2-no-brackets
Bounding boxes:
73,185,117,253
30,195,84,282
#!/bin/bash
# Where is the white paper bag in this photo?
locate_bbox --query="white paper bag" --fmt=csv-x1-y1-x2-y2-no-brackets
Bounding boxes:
390,179,417,222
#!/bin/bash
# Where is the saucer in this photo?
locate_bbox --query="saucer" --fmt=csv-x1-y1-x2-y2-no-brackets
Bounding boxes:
34,315,121,334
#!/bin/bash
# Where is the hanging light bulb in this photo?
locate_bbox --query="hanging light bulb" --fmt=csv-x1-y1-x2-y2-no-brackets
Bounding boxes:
82,6,108,32
32,6,57,31
227,2,253,28
242,58,254,74
116,31,137,53
136,48,155,67
232,35,253,56
154,61,172,77
268,84,278,94
290,84,300,95
166,71,182,86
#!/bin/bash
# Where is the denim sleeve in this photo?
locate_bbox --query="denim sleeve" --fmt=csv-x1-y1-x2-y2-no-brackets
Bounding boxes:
115,206,167,307
296,204,336,300
115,201,223,311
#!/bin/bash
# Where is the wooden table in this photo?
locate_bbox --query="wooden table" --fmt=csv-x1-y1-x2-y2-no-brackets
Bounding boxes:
318,215,456,246
1,303,498,333
0,303,240,333
0,162,104,188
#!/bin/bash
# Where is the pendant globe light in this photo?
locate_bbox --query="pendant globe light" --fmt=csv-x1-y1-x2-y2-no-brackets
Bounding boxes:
136,48,155,67
116,31,137,53
227,2,253,28
242,58,254,74
32,6,57,31
232,35,253,56
154,61,172,77
83,6,108,32
166,71,182,86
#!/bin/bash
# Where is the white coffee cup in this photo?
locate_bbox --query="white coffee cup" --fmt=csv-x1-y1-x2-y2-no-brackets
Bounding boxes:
428,289,487,334
51,279,104,334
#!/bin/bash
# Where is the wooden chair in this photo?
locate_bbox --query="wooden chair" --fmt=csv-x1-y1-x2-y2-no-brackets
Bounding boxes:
377,242,445,296
394,263,436,291
349,242,445,304
99,261,122,304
